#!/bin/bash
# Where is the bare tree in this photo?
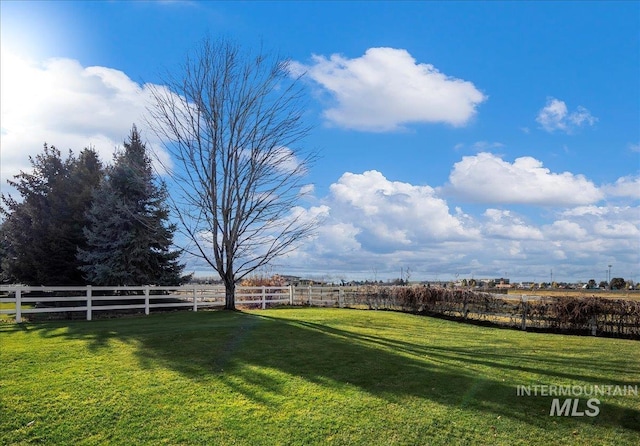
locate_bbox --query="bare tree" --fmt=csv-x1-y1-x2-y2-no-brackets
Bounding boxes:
147,38,317,309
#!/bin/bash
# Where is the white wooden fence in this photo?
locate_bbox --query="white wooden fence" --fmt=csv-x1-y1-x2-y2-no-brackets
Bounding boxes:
0,285,295,323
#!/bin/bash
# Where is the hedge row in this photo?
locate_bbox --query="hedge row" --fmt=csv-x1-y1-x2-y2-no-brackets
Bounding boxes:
341,286,640,339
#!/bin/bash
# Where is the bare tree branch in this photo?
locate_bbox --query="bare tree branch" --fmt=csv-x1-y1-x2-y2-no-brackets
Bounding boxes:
147,37,318,309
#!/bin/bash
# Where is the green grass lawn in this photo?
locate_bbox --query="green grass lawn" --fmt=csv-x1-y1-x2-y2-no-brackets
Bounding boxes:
1,308,638,445
0,301,22,322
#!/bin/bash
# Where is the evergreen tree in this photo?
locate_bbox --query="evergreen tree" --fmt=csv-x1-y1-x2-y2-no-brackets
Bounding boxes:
78,126,186,286
0,221,11,283
610,277,626,290
1,145,103,285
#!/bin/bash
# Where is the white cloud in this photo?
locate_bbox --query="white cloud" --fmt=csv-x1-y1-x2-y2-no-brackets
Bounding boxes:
602,175,640,200
291,47,486,131
482,209,544,240
560,206,640,242
536,97,597,133
444,152,603,205
543,220,588,240
267,146,307,176
283,170,483,276
0,50,170,190
299,184,315,197
561,205,606,217
279,171,639,282
328,170,478,249
593,220,639,238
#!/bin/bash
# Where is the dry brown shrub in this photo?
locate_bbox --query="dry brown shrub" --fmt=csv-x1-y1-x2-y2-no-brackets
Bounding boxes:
240,274,287,288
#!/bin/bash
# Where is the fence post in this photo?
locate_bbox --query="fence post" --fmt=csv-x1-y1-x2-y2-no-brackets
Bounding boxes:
144,286,150,315
339,288,344,308
15,287,22,323
521,295,528,331
289,285,294,305
193,286,198,312
589,316,597,336
261,286,266,310
86,286,92,321
308,286,312,306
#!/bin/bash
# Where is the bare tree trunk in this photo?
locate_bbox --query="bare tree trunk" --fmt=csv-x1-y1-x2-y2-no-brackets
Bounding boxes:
224,280,236,311
147,37,319,311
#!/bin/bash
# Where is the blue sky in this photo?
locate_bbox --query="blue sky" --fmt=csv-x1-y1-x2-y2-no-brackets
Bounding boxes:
1,1,638,284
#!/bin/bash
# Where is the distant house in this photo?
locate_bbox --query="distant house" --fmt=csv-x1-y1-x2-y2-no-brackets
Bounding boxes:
279,275,302,285
495,280,513,289
280,275,326,286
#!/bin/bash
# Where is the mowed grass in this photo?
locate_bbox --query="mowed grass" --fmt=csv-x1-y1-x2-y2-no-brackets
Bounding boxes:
0,301,30,322
1,308,639,445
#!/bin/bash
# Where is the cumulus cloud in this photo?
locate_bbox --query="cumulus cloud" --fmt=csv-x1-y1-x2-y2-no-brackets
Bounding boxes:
275,167,640,282
281,170,484,277
283,171,638,282
0,50,170,189
291,47,486,131
557,204,639,248
444,152,604,205
482,209,544,240
602,175,640,200
543,220,588,240
593,220,640,238
558,206,640,277
536,97,597,133
560,205,606,218
329,170,478,249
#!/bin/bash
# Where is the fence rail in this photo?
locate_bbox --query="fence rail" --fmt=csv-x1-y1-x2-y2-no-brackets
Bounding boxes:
0,285,294,322
2,285,638,338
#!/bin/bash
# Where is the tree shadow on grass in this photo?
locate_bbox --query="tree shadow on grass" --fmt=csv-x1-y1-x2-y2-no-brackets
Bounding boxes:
3,310,639,434
286,318,640,382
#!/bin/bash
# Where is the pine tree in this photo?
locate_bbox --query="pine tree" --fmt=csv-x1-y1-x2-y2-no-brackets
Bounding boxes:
78,125,186,286
1,145,103,285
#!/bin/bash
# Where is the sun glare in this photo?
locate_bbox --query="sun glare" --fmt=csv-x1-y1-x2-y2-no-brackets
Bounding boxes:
1,48,41,130
1,0,73,59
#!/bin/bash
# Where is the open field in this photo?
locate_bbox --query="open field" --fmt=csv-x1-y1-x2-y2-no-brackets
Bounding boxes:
1,308,639,445
507,288,640,301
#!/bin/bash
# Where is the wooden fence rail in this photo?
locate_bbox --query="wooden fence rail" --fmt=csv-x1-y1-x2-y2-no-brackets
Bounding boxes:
3,285,638,338
0,285,294,322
